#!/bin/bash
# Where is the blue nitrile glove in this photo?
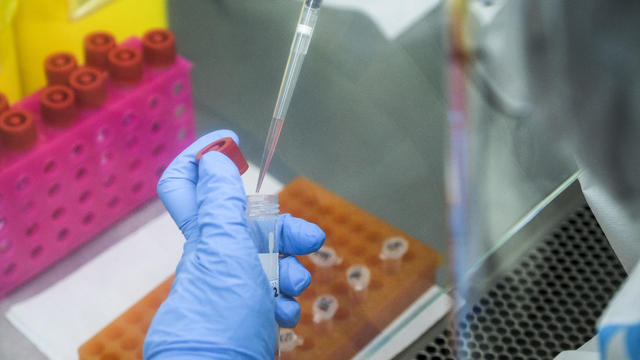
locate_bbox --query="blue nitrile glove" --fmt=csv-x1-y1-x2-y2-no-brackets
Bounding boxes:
143,130,325,360
596,262,640,360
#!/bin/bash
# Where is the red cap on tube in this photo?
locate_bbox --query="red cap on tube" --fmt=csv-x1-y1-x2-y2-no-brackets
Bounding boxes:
84,31,116,71
196,137,249,175
142,29,177,68
40,85,77,127
107,46,144,86
69,66,107,108
0,109,37,151
45,52,78,86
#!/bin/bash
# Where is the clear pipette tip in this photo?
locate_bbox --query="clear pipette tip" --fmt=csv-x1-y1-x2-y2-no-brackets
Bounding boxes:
256,117,284,193
255,0,322,193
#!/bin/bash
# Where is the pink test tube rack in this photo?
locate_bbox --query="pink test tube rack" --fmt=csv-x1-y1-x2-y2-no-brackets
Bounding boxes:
0,32,196,297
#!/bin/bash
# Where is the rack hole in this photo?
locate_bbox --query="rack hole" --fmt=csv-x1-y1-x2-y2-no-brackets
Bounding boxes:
151,122,161,133
0,217,4,231
26,223,39,237
72,143,84,156
124,311,143,324
79,191,92,204
85,341,105,356
103,175,116,188
0,238,10,253
97,127,110,143
129,159,141,171
21,200,34,213
172,81,183,95
30,245,43,259
108,197,119,208
44,160,57,174
132,182,144,194
122,112,136,127
126,136,138,149
105,326,123,340
100,151,113,165
52,207,65,220
16,177,30,191
83,213,94,225
75,167,88,180
152,144,164,156
177,128,187,140
101,353,119,360
148,96,159,109
121,336,139,351
174,104,185,118
57,228,69,241
3,263,16,276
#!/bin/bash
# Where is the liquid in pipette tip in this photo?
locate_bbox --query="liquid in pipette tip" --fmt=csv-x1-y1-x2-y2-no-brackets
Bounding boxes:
256,0,321,193
256,117,285,193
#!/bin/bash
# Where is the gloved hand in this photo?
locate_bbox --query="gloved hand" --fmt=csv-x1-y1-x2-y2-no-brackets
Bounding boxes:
143,130,325,360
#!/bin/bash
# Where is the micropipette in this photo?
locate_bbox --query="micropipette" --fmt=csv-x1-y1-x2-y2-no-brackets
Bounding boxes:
256,0,323,193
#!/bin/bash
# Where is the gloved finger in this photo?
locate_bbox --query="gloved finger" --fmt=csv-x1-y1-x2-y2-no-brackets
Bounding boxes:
278,214,325,255
157,130,239,242
196,150,259,267
276,295,301,328
279,256,311,297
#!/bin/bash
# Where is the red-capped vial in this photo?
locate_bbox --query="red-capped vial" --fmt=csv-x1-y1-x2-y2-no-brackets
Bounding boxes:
107,45,143,86
40,85,77,127
0,109,37,151
196,137,249,174
84,31,116,71
69,66,107,108
142,29,177,68
45,52,78,86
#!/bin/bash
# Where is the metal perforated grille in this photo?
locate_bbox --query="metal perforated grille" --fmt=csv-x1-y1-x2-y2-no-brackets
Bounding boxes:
414,204,627,360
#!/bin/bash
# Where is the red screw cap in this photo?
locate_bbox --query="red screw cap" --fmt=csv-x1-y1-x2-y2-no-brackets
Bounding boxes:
196,137,249,175
0,93,8,115
0,109,37,151
142,29,176,68
84,31,116,71
40,85,77,127
69,67,107,108
107,45,143,86
45,52,78,86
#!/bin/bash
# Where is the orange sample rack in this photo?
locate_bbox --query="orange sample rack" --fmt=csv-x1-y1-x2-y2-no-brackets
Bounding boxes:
78,177,441,359
78,277,173,360
278,177,441,359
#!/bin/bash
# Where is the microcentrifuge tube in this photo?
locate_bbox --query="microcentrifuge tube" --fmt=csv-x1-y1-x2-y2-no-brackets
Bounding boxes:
346,264,371,291
279,329,304,352
309,246,342,267
380,236,409,273
246,194,280,356
313,294,339,323
309,246,342,282
346,264,371,302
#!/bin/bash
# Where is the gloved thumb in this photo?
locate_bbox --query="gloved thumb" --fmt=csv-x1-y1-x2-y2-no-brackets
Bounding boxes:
194,151,261,271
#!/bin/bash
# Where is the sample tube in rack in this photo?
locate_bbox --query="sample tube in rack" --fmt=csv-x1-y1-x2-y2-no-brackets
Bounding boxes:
308,246,342,282
246,194,280,355
279,329,304,353
380,236,409,273
312,294,339,331
346,264,371,302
